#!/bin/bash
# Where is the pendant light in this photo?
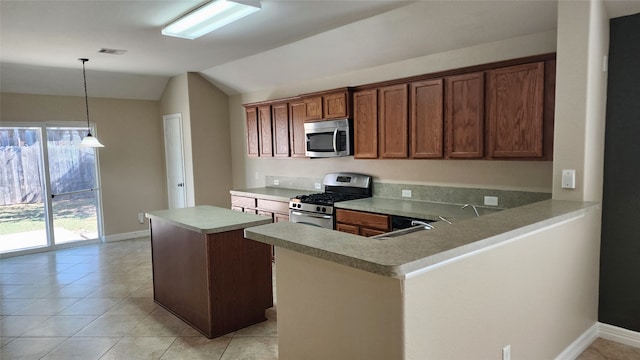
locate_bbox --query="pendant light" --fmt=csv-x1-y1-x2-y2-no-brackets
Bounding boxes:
79,58,104,148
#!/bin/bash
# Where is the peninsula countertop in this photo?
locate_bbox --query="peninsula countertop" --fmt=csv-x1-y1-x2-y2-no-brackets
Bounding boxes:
335,197,503,221
244,199,600,278
146,205,272,234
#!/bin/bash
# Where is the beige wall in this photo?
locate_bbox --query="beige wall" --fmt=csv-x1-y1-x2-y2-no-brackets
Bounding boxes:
229,31,557,192
187,73,232,208
276,248,404,360
404,207,601,359
552,0,609,202
1,92,167,236
159,73,232,208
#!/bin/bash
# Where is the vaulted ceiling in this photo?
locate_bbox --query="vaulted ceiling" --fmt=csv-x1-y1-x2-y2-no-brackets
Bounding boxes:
1,0,639,100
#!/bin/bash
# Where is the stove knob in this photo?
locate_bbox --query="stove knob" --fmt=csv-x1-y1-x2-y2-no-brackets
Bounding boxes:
316,206,321,212
297,204,302,208
322,207,327,212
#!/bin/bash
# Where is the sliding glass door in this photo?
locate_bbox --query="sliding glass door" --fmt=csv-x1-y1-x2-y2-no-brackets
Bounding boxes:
0,127,49,252
47,127,100,245
0,124,102,254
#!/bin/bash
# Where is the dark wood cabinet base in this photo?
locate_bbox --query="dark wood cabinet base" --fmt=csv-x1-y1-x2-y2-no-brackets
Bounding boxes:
150,220,273,338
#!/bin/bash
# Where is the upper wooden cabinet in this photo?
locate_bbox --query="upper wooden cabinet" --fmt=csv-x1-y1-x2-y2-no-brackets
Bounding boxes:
324,92,350,119
303,97,323,121
353,89,378,159
272,102,290,157
245,107,260,157
379,84,409,158
410,79,444,158
289,100,307,158
303,89,352,122
258,105,273,157
445,72,485,159
486,62,545,158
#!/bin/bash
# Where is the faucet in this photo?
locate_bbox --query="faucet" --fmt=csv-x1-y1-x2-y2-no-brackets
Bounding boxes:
461,204,480,217
410,220,434,229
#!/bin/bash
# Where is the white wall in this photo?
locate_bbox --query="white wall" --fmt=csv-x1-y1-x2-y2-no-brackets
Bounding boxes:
552,0,609,202
229,31,557,192
404,207,601,359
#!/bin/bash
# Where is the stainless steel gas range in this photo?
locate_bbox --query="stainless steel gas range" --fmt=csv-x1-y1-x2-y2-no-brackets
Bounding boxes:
289,173,372,229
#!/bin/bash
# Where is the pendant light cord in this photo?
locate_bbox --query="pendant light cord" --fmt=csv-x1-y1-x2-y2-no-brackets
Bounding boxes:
79,58,91,134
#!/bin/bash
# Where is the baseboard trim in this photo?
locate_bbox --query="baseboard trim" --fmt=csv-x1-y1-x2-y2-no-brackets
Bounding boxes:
599,322,640,348
103,230,150,242
555,323,599,360
557,322,640,360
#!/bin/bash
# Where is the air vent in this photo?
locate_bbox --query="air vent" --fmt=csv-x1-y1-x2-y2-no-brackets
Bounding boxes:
97,48,127,55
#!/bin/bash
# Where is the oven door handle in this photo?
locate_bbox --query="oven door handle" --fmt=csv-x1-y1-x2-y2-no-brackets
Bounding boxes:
291,211,333,220
332,128,339,153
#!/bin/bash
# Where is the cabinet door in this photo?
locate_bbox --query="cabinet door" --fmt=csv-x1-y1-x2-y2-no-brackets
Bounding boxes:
353,89,378,159
486,62,545,158
336,223,359,235
258,105,273,157
274,213,289,223
335,209,390,231
245,107,260,157
323,92,348,119
272,103,290,157
445,72,484,158
360,227,386,237
303,97,323,121
289,101,307,158
411,79,444,158
379,84,409,158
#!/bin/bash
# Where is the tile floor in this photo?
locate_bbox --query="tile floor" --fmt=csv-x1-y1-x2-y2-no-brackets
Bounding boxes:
1,238,276,359
1,238,638,359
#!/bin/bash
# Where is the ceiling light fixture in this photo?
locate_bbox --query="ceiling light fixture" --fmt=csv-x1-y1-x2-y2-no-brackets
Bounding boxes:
78,58,104,148
162,0,261,40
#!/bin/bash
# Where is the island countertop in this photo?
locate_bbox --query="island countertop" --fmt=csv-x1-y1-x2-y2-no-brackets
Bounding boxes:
244,199,600,278
146,205,272,234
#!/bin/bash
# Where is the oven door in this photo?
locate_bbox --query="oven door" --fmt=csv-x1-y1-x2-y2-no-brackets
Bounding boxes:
289,209,334,229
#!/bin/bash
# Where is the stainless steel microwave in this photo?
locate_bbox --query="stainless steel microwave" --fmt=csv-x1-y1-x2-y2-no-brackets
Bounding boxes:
304,118,353,158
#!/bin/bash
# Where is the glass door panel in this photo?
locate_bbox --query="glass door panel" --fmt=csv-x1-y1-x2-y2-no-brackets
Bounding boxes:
0,127,49,253
47,127,99,244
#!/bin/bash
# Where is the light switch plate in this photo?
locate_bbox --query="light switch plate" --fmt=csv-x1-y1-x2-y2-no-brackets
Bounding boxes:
314,183,322,190
273,179,279,186
402,189,412,198
562,169,576,189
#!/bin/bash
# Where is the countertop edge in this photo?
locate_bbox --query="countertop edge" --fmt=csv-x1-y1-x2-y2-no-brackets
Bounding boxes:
244,200,601,278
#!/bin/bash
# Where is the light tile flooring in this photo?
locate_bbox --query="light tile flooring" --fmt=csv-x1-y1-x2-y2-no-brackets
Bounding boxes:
1,238,638,359
1,238,276,359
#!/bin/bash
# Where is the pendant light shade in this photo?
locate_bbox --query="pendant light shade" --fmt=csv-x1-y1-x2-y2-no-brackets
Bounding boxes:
78,58,104,148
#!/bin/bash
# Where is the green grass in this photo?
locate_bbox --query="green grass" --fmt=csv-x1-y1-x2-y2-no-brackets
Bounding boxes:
0,198,97,235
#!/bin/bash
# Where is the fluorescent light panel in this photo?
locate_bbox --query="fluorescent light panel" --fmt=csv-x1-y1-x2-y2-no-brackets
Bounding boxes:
162,0,260,40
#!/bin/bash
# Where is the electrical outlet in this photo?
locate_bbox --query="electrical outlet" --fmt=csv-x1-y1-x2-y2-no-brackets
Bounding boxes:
314,183,322,190
138,212,144,224
484,196,499,206
402,189,412,198
273,179,279,186
502,345,511,360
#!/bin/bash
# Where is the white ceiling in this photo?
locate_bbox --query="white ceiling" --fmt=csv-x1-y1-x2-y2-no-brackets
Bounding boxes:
1,0,639,100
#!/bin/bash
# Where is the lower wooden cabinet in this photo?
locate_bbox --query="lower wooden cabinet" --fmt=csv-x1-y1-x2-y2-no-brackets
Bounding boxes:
231,196,289,222
335,209,390,237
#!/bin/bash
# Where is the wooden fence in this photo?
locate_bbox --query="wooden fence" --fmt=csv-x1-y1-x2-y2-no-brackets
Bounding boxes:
0,141,96,206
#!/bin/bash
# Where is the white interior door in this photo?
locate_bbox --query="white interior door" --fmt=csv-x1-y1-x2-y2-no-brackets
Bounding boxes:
163,114,187,209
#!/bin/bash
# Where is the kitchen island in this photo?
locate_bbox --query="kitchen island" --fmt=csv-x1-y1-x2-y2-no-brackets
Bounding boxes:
146,205,273,338
244,199,602,359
